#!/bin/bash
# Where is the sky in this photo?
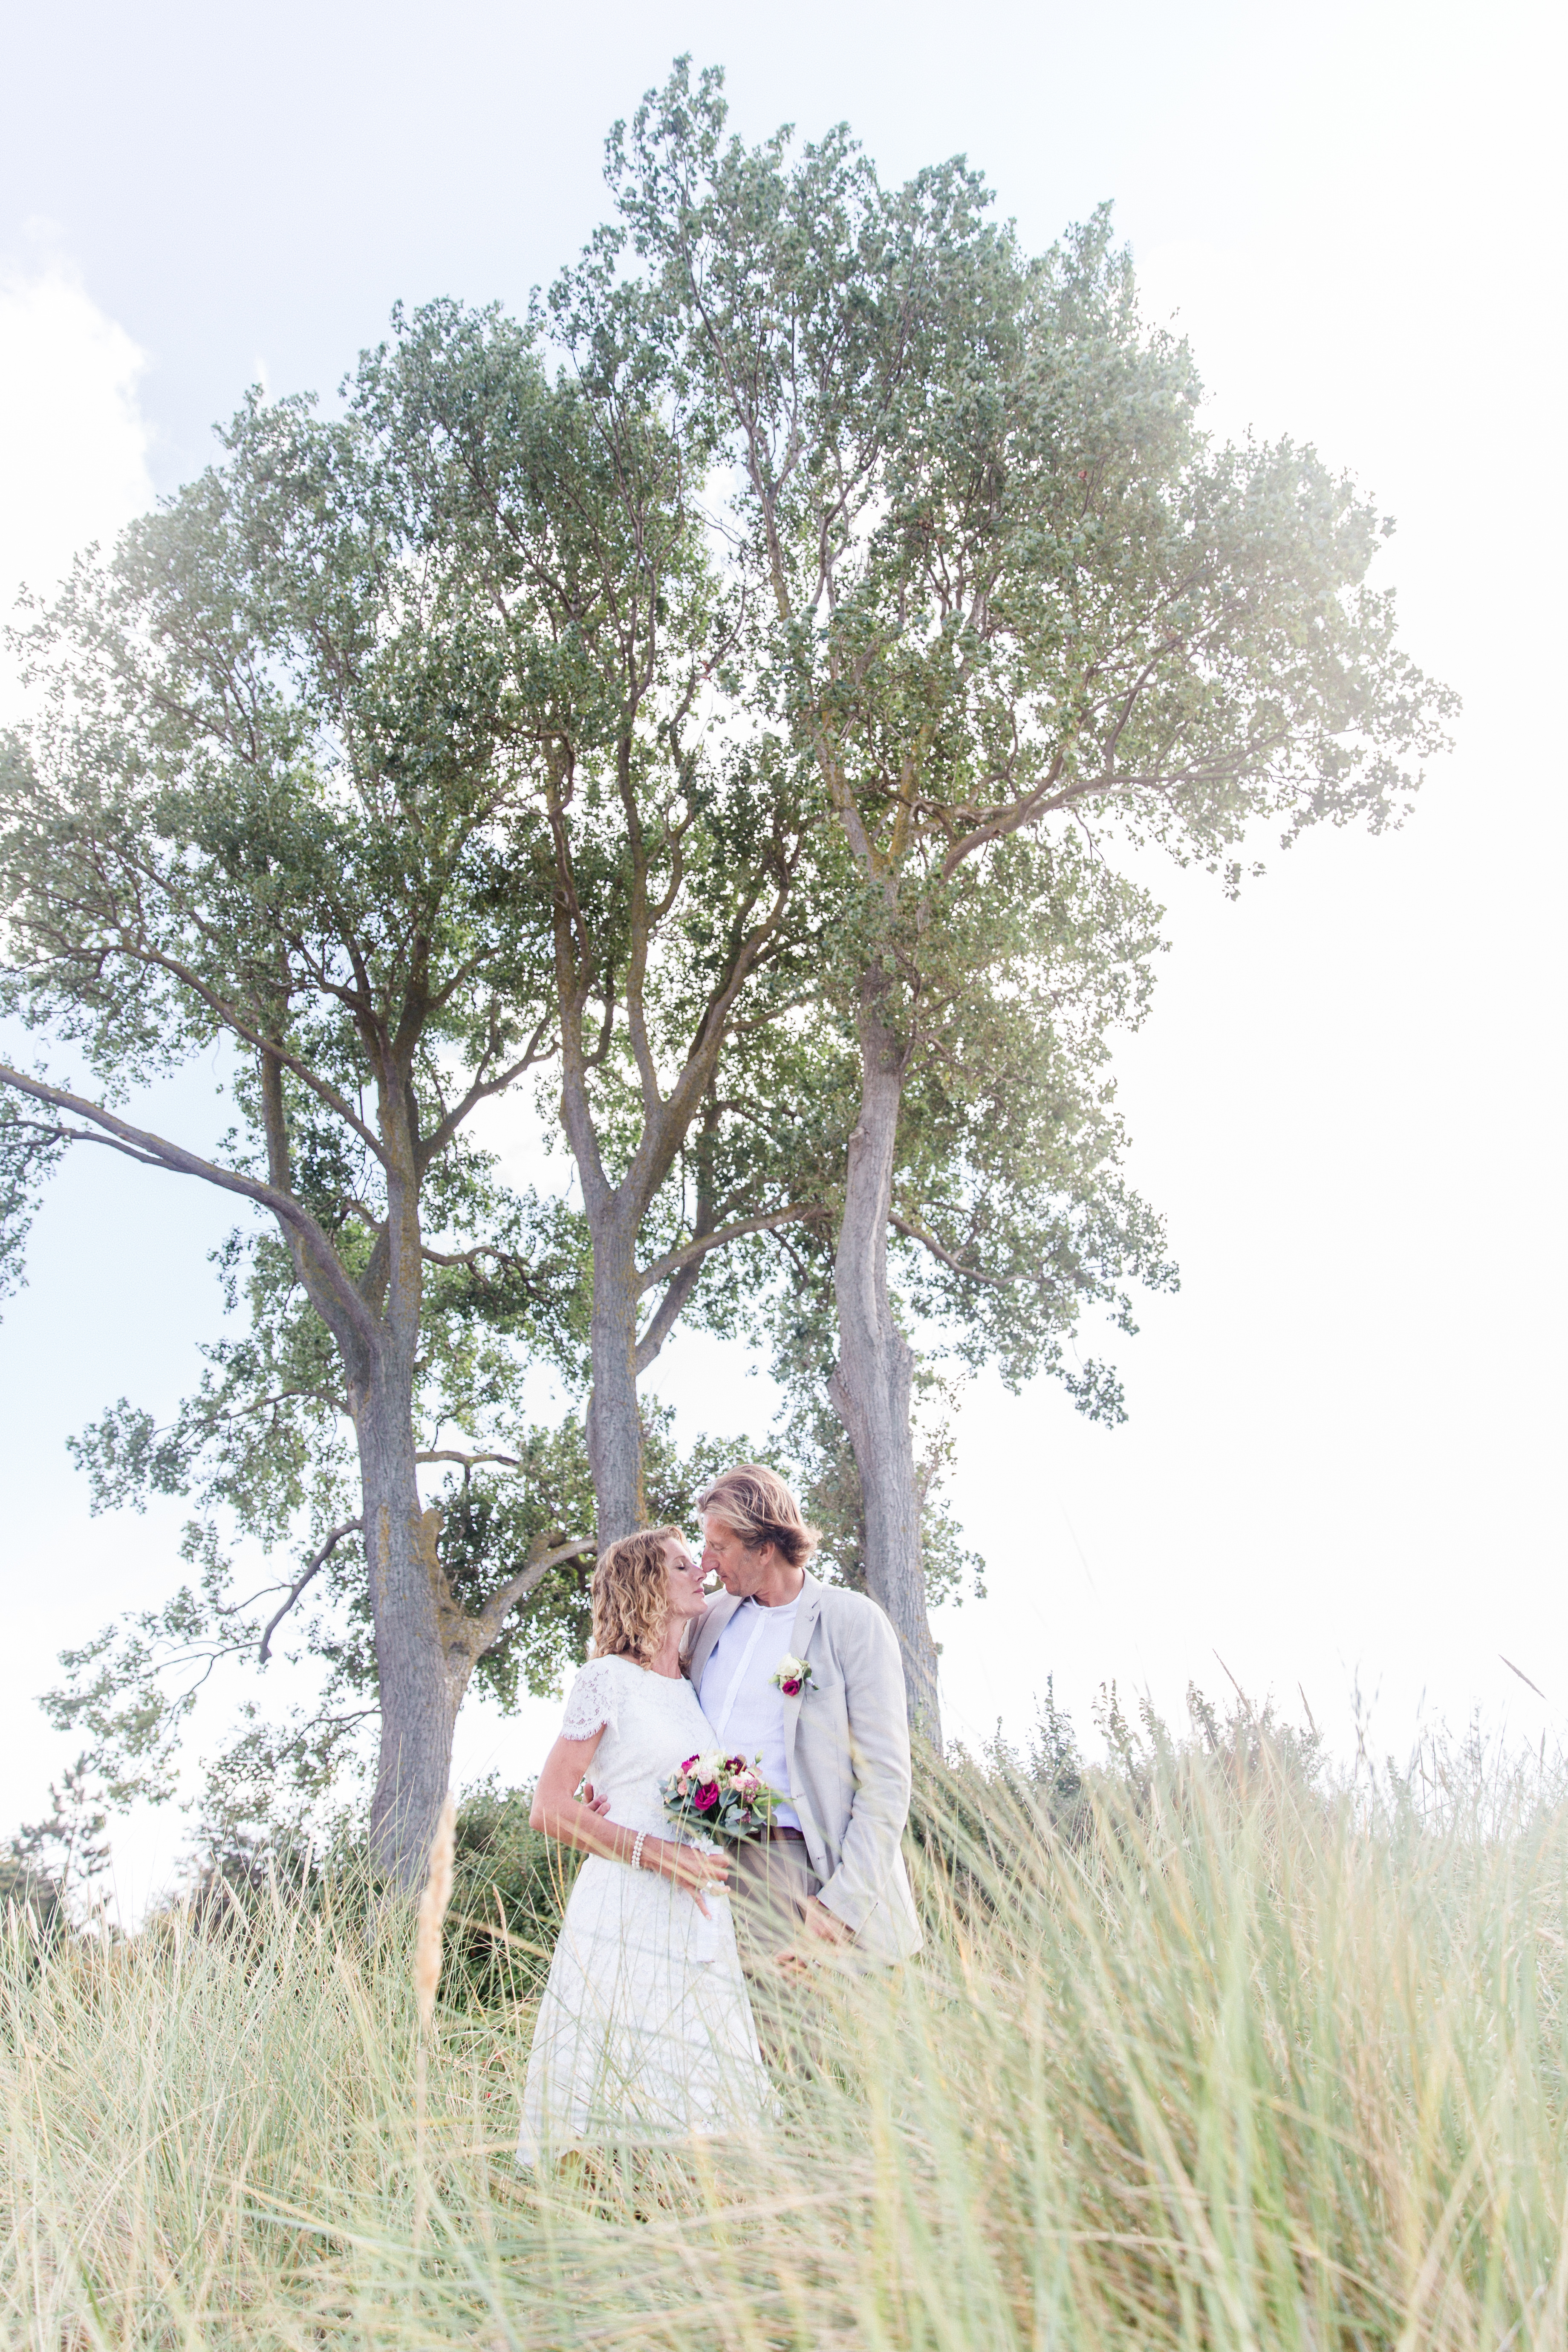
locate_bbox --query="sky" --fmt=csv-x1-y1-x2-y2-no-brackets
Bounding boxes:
1,0,1564,1918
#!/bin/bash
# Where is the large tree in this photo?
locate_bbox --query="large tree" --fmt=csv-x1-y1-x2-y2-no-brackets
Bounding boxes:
361,293,834,1543
0,376,625,1882
0,285,849,1865
601,61,1457,1737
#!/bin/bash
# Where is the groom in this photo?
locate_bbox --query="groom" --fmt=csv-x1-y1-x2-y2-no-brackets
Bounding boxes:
687,1464,922,1972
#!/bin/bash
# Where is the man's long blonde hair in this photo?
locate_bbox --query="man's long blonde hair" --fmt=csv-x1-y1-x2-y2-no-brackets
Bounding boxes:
696,1465,820,1569
590,1526,683,1662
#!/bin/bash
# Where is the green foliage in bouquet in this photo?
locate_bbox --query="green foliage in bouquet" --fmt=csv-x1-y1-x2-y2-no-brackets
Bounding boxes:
660,1749,787,1843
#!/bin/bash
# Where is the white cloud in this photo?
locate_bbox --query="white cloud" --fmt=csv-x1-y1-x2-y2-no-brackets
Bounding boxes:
0,253,155,715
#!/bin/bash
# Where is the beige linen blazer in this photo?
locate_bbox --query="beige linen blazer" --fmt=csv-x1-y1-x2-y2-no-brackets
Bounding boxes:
687,1569,922,1962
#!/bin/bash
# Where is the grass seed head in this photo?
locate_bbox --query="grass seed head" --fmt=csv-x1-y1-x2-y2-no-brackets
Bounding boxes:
414,1791,456,2036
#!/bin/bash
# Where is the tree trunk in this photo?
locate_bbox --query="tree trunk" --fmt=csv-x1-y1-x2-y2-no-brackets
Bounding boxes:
827,988,944,1751
585,1210,644,1546
354,1348,460,1887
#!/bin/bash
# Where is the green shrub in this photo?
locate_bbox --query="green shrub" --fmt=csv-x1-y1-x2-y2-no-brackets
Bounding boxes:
0,1855,66,1960
445,1774,581,2005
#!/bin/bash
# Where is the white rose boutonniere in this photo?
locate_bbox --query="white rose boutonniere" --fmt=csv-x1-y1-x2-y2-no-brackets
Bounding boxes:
770,1653,815,1699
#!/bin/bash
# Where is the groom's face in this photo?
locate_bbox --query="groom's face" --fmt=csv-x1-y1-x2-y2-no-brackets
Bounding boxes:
702,1517,772,1598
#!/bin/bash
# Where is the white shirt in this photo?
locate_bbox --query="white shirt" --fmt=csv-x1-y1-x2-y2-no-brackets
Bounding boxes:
698,1594,803,1830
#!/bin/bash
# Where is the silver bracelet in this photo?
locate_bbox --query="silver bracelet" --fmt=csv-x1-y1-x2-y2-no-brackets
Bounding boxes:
630,1831,648,1873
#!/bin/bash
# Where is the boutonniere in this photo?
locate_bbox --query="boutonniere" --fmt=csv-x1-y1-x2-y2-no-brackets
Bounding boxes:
770,1653,815,1699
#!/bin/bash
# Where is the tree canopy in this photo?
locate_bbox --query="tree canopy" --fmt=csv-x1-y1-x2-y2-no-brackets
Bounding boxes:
0,57,1456,1847
591,61,1455,1736
0,373,604,1877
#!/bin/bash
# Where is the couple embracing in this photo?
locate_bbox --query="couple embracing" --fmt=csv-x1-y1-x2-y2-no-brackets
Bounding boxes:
517,1465,921,2164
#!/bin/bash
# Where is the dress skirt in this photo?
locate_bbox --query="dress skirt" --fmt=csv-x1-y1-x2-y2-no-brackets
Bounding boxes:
516,1653,773,2161
517,1849,770,2163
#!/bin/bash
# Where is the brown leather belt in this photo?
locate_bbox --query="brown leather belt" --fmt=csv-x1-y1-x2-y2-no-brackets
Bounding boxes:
764,1824,808,1844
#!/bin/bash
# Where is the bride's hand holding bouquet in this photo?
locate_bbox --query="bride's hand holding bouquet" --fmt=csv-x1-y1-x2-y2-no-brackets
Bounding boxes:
641,1833,732,1917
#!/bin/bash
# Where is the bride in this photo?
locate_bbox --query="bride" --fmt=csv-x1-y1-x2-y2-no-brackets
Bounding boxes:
516,1526,771,2164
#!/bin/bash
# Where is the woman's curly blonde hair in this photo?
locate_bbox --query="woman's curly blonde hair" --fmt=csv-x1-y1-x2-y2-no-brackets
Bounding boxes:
590,1526,683,1662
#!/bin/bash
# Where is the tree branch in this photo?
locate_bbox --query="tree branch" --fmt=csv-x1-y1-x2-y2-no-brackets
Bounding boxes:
415,1449,523,1470
419,1011,558,1166
99,934,387,1160
470,1536,596,1655
416,1240,564,1299
889,1211,1007,1287
192,1384,352,1433
0,1066,383,1353
633,1258,706,1376
258,1518,363,1663
637,1202,825,1291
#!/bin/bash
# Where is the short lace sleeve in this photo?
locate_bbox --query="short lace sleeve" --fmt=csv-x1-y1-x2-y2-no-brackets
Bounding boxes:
560,1656,621,1742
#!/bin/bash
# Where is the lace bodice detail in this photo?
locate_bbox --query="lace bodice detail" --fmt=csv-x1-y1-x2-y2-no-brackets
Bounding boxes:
558,1655,717,1840
560,1656,629,1742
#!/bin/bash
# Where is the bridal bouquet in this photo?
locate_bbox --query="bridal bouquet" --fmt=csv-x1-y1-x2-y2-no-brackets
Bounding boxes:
660,1749,786,1843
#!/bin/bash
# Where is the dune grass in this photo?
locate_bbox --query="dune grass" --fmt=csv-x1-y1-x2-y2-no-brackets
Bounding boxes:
3,1719,1566,2350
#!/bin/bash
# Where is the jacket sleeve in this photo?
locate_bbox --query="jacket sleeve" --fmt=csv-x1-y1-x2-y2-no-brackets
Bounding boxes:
814,1598,914,1935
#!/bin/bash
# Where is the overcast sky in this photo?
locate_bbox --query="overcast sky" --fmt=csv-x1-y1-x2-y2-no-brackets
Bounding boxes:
2,0,1563,1917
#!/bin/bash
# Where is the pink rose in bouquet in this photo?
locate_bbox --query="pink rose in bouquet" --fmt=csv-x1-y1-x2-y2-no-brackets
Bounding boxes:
659,1745,787,1843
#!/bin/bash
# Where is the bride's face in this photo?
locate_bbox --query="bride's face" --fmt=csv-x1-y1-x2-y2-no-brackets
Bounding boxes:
661,1534,709,1622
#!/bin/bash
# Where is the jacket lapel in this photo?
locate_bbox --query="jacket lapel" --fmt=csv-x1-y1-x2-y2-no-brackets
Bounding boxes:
781,1570,824,1790
687,1589,742,1694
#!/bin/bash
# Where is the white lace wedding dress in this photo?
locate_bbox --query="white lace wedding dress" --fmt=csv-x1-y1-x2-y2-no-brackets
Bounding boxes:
516,1654,771,2164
